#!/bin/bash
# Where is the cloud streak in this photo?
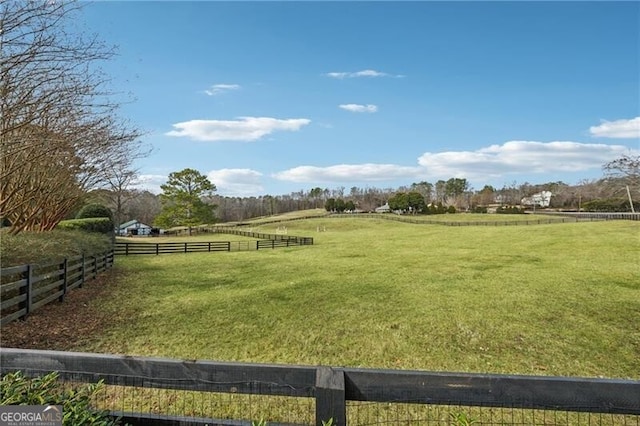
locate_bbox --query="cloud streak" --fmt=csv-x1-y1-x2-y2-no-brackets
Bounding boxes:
339,103,378,113
204,84,241,96
418,140,633,178
589,117,640,139
132,174,168,194
207,168,264,196
273,141,636,185
325,69,402,79
273,164,423,183
166,117,311,142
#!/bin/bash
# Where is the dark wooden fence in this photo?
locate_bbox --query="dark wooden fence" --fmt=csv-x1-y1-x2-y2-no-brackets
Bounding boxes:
0,251,114,326
1,348,638,426
115,229,313,256
213,227,314,245
328,213,583,226
534,211,640,221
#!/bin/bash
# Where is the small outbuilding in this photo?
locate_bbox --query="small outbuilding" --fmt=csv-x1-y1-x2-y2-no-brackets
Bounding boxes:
375,203,391,213
118,220,154,236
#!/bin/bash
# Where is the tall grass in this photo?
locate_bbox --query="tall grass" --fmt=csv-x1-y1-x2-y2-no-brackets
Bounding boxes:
83,219,639,379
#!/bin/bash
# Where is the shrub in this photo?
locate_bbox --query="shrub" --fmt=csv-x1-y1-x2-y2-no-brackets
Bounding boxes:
426,203,446,215
582,198,639,212
76,203,113,220
471,206,488,214
58,218,114,234
0,371,124,426
447,205,456,214
496,206,525,214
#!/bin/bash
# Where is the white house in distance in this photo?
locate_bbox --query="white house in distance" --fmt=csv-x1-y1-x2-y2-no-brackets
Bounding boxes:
117,220,154,236
521,191,552,208
375,203,391,213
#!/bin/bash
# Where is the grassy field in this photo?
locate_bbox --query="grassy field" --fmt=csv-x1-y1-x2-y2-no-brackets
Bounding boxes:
83,218,640,379
219,208,328,226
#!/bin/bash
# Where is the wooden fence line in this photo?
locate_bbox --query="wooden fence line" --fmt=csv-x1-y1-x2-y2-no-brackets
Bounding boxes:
533,211,640,221
328,213,585,226
0,251,114,326
212,227,314,245
115,229,314,256
1,348,639,426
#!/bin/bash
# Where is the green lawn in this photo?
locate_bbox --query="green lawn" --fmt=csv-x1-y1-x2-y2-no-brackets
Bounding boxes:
84,218,640,379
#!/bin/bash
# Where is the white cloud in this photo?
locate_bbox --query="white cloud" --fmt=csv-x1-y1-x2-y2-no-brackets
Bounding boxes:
325,69,402,79
207,169,264,196
339,104,378,113
131,174,167,194
204,84,241,96
272,141,637,185
165,117,311,142
417,141,636,180
272,164,423,183
589,117,640,139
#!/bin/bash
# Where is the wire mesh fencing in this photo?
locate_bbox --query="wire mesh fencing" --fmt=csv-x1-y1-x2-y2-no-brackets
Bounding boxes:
1,348,638,426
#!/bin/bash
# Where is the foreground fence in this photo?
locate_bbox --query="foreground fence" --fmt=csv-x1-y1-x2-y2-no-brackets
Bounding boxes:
0,251,114,326
1,348,638,425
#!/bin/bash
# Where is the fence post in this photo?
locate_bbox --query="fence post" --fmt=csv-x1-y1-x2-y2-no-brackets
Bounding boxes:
227,242,231,252
315,367,346,426
80,254,85,288
256,241,260,251
156,243,159,256
184,242,188,253
126,243,129,256
19,265,34,320
272,239,275,249
59,259,68,302
208,242,211,252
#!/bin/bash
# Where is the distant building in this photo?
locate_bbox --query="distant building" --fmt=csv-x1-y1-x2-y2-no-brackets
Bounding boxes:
375,203,391,213
118,220,155,236
521,191,552,208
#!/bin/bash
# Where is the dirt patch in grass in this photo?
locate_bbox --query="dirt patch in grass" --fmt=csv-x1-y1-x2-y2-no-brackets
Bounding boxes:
0,269,122,351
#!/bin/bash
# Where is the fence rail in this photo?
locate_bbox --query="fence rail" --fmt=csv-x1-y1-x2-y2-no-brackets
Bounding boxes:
1,348,638,425
213,227,314,245
328,213,584,226
534,211,640,221
115,230,313,256
0,251,114,326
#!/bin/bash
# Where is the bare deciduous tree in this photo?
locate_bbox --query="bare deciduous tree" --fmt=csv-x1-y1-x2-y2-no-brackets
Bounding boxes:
0,0,145,234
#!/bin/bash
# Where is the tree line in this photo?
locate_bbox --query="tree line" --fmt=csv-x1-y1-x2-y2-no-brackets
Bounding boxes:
80,155,638,232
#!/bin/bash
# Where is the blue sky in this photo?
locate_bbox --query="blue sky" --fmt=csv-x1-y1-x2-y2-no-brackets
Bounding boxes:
80,1,640,197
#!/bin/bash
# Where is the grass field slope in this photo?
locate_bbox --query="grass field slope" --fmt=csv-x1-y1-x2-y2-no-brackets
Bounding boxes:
84,217,640,380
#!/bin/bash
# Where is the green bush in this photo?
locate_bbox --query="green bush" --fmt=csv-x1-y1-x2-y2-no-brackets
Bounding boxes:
582,198,639,212
447,205,457,214
76,203,113,220
57,218,114,234
496,206,525,214
471,206,488,213
0,371,124,426
427,203,449,215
